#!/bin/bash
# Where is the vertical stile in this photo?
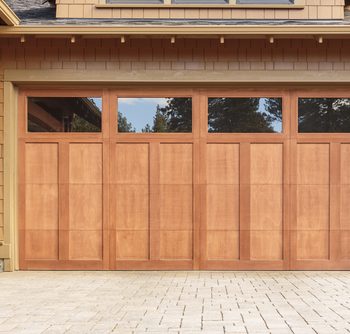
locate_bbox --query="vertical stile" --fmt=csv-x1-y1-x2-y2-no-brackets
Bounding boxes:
193,90,201,270
58,142,69,261
102,89,110,270
239,142,251,261
330,142,341,262
149,142,160,261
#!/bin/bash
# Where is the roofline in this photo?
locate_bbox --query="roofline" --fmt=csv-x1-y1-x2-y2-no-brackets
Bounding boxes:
0,0,20,26
2,24,350,37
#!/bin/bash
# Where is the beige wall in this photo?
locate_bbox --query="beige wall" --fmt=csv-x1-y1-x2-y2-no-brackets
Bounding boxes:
1,37,350,269
56,0,345,20
0,73,3,245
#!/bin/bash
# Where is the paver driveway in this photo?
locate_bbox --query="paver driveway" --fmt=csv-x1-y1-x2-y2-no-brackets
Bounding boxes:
0,271,349,334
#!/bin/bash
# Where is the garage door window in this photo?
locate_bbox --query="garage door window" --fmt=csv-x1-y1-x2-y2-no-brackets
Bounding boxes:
208,97,283,133
298,98,350,133
117,97,192,133
28,97,102,132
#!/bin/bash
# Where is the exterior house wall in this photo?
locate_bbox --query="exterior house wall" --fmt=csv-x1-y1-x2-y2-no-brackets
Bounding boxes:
55,0,345,20
1,37,350,269
0,77,2,244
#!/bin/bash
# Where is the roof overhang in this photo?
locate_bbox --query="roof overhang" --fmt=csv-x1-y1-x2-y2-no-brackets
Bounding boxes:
0,0,20,26
2,24,350,38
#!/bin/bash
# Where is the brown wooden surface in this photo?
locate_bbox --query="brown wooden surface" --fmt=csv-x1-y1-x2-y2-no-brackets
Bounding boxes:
19,88,350,270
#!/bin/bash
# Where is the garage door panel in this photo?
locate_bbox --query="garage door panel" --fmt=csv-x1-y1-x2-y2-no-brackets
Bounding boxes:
159,185,193,231
25,143,58,184
25,184,58,230
159,231,193,260
114,143,149,185
206,185,239,231
250,231,283,261
250,144,283,185
69,230,103,260
114,185,149,230
207,144,239,185
115,231,149,260
250,185,282,231
340,144,350,184
69,184,103,230
340,186,350,230
25,230,58,260
297,185,329,231
296,231,329,260
159,144,192,184
297,144,330,185
340,231,350,260
206,231,239,260
69,143,102,184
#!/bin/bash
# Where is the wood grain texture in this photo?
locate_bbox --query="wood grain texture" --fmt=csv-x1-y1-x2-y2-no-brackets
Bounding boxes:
114,185,149,230
25,184,59,231
159,143,192,184
206,144,239,185
206,230,239,260
159,185,193,231
114,143,149,185
250,144,283,185
159,231,193,260
69,143,103,184
69,230,103,260
206,185,239,231
25,230,58,260
25,143,58,184
115,231,149,260
297,144,329,185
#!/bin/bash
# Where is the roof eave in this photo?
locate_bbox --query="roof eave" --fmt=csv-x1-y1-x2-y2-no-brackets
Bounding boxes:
0,0,20,26
2,24,350,36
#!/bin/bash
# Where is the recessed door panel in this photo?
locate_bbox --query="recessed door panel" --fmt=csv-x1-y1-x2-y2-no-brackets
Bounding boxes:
296,144,330,261
24,143,59,261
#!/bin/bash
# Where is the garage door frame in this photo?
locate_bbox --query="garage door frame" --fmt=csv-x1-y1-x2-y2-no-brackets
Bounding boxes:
10,83,349,269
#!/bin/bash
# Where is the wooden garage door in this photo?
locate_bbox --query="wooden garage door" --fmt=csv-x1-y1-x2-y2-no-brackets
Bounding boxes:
199,90,290,270
18,88,350,270
290,91,350,270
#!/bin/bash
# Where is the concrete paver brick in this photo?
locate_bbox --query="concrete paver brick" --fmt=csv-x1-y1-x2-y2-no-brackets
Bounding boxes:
0,271,349,333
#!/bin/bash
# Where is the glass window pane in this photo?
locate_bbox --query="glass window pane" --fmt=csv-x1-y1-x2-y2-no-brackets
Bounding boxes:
208,97,283,133
298,98,350,133
28,97,102,132
117,97,192,133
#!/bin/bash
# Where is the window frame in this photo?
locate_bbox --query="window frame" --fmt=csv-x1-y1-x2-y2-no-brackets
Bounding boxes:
21,89,105,140
111,88,197,141
295,91,350,139
203,89,290,141
116,96,194,134
207,96,284,135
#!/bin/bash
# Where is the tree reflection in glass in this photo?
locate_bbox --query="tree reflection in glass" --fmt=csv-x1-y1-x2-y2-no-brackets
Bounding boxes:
298,98,350,133
117,97,192,133
208,97,282,133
